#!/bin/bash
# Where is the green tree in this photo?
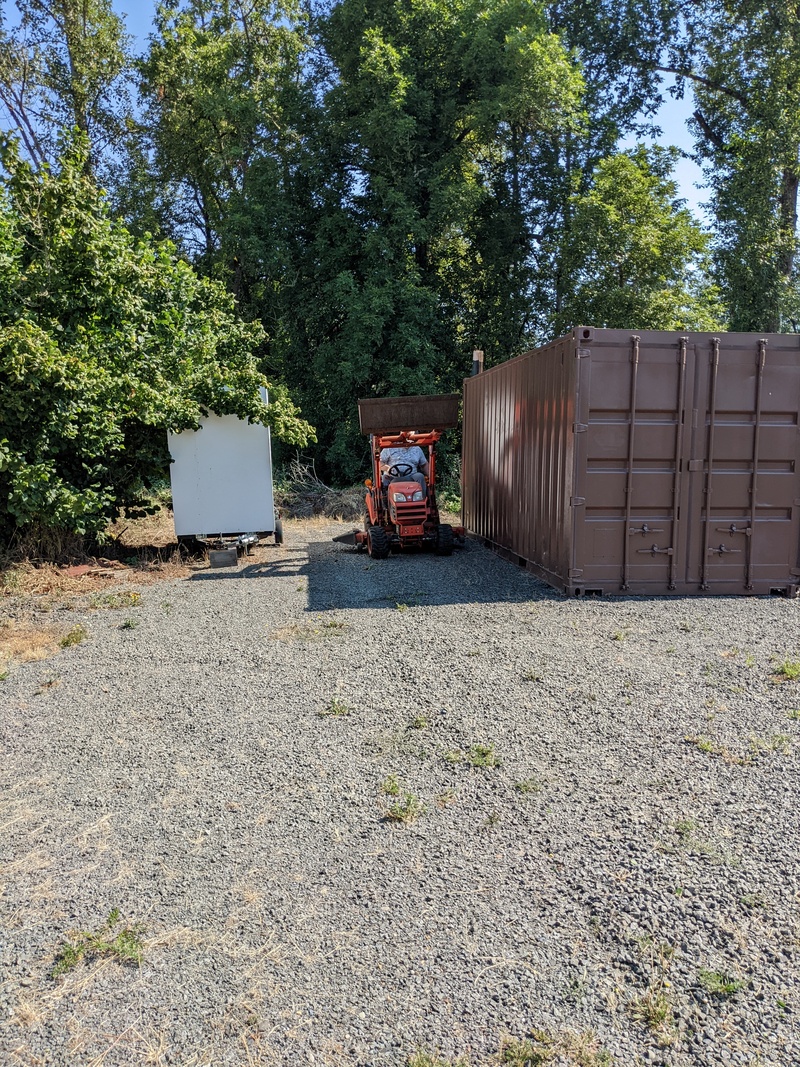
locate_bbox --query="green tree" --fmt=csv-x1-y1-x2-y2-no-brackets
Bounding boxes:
0,135,313,545
137,0,306,280
0,0,132,172
555,146,723,332
661,1,800,331
279,0,583,481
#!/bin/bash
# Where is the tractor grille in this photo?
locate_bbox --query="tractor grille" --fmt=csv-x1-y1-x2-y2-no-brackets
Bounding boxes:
395,502,427,524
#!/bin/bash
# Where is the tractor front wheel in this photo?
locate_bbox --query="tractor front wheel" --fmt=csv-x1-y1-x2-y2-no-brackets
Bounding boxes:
435,524,454,556
367,525,390,560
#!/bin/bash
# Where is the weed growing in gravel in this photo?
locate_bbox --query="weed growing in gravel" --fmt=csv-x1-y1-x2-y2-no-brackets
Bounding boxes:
774,658,800,681
739,891,767,909
514,777,543,795
628,986,676,1046
435,788,457,806
385,792,425,824
120,618,139,630
482,811,501,828
60,625,87,648
443,744,501,768
522,670,542,682
272,620,347,642
673,818,698,842
787,710,800,720
698,968,744,997
51,908,144,978
410,714,429,730
407,1052,469,1067
319,697,351,717
0,669,7,680
628,938,678,1046
466,743,501,768
499,1034,549,1064
395,602,409,612
611,630,627,642
497,1030,612,1066
749,733,791,757
678,620,693,632
90,591,141,609
381,774,401,796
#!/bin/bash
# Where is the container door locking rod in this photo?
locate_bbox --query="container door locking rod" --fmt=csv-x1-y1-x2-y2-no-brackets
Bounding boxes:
701,338,721,590
745,340,767,590
669,337,689,589
621,335,640,591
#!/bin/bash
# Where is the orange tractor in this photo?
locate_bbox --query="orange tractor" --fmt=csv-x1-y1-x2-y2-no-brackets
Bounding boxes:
350,394,465,559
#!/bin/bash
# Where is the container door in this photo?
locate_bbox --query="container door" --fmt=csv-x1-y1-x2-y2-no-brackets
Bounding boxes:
684,337,800,592
573,335,693,591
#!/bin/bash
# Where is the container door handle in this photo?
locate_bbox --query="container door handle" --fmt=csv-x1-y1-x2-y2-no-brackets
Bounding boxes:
637,544,674,556
629,524,664,536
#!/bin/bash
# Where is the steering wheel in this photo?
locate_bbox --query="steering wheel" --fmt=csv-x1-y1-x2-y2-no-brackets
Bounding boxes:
388,463,414,477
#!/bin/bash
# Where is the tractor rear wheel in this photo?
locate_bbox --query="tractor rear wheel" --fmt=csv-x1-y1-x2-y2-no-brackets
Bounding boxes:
367,525,390,559
435,524,454,556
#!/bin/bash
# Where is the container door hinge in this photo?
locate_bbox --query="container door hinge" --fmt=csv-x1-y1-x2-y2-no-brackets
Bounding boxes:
568,568,583,578
570,496,586,506
688,459,703,472
576,347,591,358
572,422,588,433
791,568,800,576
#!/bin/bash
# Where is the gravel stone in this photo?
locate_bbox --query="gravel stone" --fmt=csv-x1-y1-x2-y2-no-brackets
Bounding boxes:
1,520,798,1065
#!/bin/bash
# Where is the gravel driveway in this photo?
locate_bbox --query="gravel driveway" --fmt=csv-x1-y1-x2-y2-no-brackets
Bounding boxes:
1,521,798,1067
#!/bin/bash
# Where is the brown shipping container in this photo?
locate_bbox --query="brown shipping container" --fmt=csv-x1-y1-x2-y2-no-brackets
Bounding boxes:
462,328,800,596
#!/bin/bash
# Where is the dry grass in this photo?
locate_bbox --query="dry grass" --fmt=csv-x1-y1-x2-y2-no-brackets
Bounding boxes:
107,506,177,549
0,619,64,669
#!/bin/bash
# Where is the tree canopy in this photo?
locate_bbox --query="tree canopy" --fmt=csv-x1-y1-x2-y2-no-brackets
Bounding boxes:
0,0,796,529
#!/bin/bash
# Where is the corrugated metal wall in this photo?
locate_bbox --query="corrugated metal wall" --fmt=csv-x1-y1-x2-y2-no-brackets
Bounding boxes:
462,328,800,596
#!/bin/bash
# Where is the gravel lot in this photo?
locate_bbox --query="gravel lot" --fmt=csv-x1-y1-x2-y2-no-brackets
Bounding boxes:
1,520,799,1067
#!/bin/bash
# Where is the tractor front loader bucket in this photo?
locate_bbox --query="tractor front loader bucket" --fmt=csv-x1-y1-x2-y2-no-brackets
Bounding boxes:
357,394,460,435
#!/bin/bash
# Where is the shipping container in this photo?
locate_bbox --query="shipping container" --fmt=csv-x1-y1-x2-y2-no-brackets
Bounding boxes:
462,328,800,596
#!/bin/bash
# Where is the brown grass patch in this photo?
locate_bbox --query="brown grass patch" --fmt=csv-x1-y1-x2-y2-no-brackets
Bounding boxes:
0,619,63,668
107,506,177,548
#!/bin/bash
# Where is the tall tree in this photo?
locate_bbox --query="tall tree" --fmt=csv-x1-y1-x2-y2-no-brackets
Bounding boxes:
138,0,307,286
528,0,681,339
555,146,722,332
664,1,800,331
0,0,132,172
280,0,583,481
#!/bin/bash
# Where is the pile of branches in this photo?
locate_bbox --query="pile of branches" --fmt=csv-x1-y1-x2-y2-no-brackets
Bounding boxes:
275,458,364,521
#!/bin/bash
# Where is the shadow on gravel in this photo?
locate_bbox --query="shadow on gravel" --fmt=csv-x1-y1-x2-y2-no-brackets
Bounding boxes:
303,536,560,612
183,533,561,610
187,553,304,582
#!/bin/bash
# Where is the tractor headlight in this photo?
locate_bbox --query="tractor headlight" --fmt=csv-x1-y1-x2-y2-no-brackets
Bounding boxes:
412,490,425,501
392,492,407,502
